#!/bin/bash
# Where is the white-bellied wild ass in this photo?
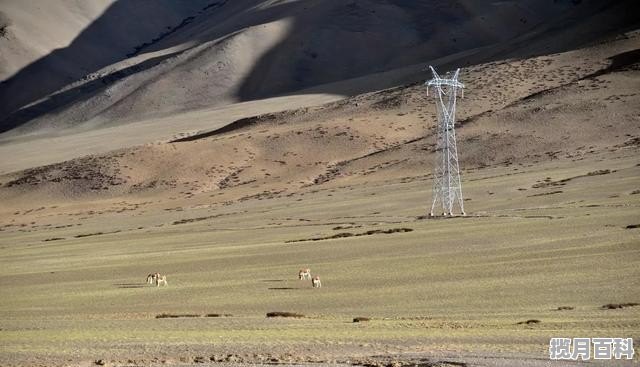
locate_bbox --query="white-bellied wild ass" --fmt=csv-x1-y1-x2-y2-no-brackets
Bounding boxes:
146,273,157,284
312,276,321,288
299,268,311,280
155,272,168,287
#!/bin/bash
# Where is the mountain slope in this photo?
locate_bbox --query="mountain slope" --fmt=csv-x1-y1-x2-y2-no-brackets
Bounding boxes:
1,31,637,203
0,0,213,123
1,0,638,136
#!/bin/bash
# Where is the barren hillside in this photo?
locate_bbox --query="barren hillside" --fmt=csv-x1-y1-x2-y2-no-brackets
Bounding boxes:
1,0,638,137
1,32,638,207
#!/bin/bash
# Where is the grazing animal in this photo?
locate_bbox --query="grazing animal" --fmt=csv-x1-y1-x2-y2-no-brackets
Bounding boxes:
299,268,311,280
146,273,157,284
312,276,321,288
156,273,167,287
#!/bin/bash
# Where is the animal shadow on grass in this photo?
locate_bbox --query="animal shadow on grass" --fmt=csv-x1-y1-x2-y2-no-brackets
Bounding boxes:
261,279,286,282
113,283,145,289
268,287,299,290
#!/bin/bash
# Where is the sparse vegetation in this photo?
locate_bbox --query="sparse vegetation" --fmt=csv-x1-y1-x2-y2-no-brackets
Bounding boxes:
601,303,639,310
266,312,305,318
527,190,563,197
155,313,201,319
353,317,371,323
0,11,10,38
286,228,413,243
555,306,574,311
74,232,104,238
586,169,611,176
531,169,613,188
154,313,232,318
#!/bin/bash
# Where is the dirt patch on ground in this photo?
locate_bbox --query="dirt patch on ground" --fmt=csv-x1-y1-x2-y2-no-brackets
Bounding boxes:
266,311,305,318
601,302,639,309
286,227,413,243
353,317,371,323
156,313,232,318
555,306,574,311
155,313,200,319
531,169,613,189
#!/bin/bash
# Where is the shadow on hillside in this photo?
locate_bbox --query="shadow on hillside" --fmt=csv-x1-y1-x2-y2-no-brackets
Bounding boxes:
0,0,213,132
1,0,638,134
0,50,185,134
0,0,306,133
236,0,640,101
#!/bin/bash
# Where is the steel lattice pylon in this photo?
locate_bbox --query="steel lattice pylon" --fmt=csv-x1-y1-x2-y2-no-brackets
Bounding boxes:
425,66,466,216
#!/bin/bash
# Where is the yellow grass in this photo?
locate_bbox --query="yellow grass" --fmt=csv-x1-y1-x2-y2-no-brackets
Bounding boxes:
1,152,638,365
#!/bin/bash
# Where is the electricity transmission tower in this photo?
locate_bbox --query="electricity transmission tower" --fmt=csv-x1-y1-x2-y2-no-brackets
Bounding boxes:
425,66,465,217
